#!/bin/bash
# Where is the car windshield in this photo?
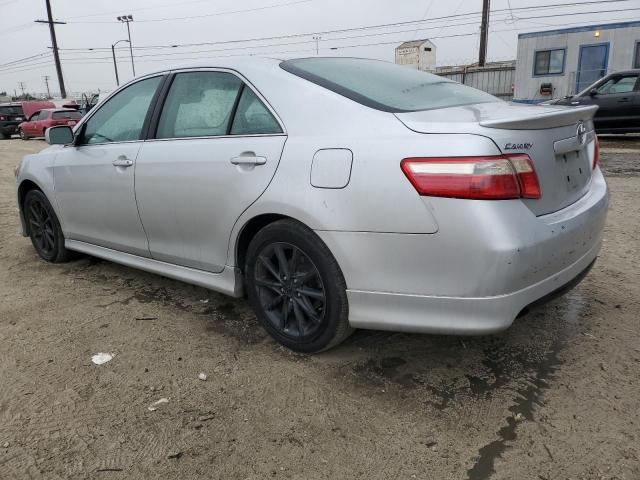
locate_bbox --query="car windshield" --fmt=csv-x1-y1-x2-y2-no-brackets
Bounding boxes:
280,57,500,112
0,106,23,115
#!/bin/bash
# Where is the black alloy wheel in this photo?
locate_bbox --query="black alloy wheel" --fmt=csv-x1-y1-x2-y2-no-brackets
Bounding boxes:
254,242,326,339
23,189,72,263
245,219,352,353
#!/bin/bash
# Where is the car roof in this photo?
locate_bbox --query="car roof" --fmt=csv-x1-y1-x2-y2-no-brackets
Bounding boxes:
140,55,285,77
603,69,640,76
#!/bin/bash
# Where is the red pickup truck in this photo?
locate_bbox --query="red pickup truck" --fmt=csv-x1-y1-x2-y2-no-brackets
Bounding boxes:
18,108,82,140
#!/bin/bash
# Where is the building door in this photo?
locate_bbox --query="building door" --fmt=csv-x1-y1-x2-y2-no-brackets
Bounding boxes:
576,43,609,93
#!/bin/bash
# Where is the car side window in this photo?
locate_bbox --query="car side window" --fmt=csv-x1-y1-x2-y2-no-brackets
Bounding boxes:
596,75,638,95
38,111,50,120
29,111,41,121
156,72,243,139
230,87,282,135
81,76,162,145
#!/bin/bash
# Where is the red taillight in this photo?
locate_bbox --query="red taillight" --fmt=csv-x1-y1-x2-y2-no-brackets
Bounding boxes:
592,135,599,170
401,154,541,200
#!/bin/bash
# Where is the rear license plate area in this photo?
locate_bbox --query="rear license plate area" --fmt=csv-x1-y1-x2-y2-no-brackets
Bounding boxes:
557,149,590,192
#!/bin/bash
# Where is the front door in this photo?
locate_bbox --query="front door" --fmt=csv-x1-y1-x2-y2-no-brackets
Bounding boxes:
53,75,164,256
135,70,286,272
576,43,609,93
590,73,640,132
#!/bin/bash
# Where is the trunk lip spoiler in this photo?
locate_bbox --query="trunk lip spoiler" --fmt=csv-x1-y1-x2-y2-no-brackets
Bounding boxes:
479,105,598,130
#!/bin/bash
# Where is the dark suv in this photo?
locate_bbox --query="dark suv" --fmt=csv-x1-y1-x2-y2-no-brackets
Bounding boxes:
549,70,640,134
0,103,26,139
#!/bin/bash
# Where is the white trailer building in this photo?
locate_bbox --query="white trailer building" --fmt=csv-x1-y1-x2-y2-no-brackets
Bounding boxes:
514,20,640,103
395,39,437,72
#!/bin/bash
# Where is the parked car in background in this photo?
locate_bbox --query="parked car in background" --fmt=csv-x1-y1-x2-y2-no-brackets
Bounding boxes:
18,108,82,140
0,103,25,139
0,100,56,139
15,57,608,352
546,70,640,134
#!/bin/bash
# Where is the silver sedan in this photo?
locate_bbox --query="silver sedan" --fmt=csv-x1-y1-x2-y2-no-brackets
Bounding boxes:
15,57,608,352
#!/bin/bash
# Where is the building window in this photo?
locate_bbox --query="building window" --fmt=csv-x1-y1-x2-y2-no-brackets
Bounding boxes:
635,41,640,68
534,48,565,75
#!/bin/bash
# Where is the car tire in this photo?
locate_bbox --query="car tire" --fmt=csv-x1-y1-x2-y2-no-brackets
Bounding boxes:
18,128,28,140
245,219,353,353
23,189,72,263
0,131,7,140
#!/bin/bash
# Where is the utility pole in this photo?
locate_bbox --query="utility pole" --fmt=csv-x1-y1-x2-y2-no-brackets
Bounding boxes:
111,39,130,86
35,0,66,98
478,0,490,66
313,35,321,55
43,75,51,98
18,82,26,96
117,15,135,77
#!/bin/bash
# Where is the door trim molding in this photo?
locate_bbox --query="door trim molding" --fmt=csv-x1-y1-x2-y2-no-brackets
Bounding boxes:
65,240,243,298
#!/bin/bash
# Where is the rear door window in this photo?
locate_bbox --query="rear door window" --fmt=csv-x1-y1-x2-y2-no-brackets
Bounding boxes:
156,71,243,139
230,87,282,135
52,110,82,120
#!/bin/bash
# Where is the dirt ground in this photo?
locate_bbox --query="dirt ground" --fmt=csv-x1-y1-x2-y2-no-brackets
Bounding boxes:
0,135,638,480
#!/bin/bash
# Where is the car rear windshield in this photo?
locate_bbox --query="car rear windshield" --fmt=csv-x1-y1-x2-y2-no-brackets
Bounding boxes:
52,110,82,120
280,58,499,113
0,106,23,115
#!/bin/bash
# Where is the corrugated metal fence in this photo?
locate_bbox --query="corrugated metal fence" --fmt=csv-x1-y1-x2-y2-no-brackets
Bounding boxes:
435,63,516,101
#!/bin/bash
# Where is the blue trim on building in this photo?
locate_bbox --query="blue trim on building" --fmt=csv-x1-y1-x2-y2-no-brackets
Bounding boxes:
575,42,610,94
519,20,640,39
532,47,567,77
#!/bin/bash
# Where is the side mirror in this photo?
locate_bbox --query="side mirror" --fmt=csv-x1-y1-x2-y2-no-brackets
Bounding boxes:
46,125,74,145
589,89,598,97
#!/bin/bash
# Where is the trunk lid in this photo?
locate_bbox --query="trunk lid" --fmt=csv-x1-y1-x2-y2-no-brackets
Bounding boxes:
395,102,598,216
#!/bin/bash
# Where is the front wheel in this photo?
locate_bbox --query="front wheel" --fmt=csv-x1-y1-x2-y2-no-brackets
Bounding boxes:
23,190,72,262
245,219,353,353
19,128,28,140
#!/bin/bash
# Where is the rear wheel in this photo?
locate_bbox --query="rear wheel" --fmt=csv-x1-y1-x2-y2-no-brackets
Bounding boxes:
19,128,28,140
245,219,352,353
23,190,72,263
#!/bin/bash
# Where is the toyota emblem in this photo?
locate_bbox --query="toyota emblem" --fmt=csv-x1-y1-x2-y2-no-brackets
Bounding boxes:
576,122,587,146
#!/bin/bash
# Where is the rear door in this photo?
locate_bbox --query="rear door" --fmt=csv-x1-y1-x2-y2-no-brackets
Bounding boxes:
135,70,286,272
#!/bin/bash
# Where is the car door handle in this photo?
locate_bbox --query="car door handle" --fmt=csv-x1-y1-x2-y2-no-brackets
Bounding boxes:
112,156,133,167
230,155,267,166
617,97,630,103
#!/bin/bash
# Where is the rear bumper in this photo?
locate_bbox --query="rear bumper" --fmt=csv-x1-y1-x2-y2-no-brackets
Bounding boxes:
345,243,599,334
317,168,608,334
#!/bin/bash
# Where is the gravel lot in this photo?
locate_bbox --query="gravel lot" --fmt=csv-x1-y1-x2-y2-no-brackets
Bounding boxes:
1,136,638,479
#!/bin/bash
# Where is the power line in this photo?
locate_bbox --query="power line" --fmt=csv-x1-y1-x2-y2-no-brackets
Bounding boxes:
65,0,314,24
51,6,640,61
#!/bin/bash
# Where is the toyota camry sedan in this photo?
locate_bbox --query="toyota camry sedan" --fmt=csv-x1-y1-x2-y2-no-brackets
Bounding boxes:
15,57,608,352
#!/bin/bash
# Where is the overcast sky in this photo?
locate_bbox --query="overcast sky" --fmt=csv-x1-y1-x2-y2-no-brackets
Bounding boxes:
1,0,638,97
